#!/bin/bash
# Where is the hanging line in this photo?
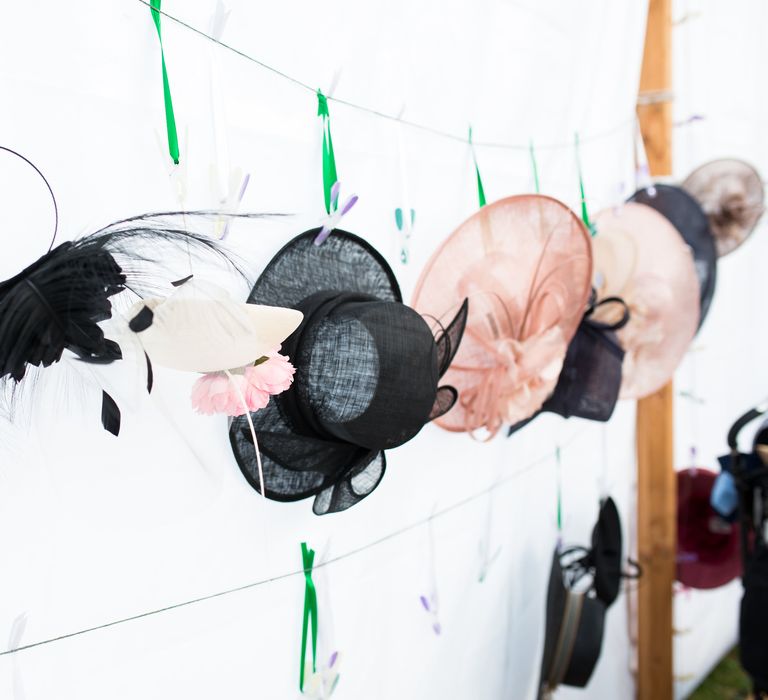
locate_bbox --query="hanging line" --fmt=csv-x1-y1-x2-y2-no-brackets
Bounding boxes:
135,0,635,151
574,133,595,235
300,543,319,692
149,0,180,164
317,90,339,215
0,431,586,659
0,146,59,253
468,126,487,207
529,140,540,194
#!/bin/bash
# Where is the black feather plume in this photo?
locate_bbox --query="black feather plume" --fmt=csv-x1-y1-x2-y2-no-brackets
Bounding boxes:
0,237,126,382
0,212,256,385
100,390,121,436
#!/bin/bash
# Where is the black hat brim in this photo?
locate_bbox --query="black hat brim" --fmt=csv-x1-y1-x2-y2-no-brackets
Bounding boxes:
247,228,401,309
230,230,401,515
539,549,606,695
629,185,717,329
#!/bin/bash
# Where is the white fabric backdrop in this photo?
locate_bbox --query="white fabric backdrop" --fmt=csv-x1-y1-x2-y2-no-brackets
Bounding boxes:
0,0,763,698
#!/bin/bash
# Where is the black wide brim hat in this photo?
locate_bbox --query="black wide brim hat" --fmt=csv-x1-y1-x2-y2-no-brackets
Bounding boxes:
230,230,466,515
629,184,717,329
539,550,606,697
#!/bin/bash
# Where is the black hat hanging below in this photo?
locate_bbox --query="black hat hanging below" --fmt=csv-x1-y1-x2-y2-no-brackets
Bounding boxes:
538,550,607,698
538,498,640,697
508,295,629,436
629,184,717,329
229,230,468,515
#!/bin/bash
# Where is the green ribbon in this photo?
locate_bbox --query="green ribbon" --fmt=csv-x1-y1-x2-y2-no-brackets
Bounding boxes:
299,542,318,692
150,0,180,164
574,133,595,235
529,140,540,194
317,90,338,214
468,127,486,208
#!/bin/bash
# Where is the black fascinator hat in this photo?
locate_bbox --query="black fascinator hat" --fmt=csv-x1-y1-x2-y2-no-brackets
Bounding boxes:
230,230,468,515
508,295,628,436
629,184,717,328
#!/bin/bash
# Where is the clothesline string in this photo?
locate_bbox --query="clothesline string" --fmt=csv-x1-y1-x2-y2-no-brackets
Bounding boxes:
0,426,588,658
134,0,635,152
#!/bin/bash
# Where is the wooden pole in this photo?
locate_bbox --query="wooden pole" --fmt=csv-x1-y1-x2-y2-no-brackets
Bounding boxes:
636,1,675,699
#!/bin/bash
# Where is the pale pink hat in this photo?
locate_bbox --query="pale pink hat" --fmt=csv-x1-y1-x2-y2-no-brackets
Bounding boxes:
592,203,700,399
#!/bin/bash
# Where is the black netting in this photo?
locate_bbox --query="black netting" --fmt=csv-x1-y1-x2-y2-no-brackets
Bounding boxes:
630,185,717,328
230,230,465,515
544,320,624,422
429,386,458,421
434,299,469,375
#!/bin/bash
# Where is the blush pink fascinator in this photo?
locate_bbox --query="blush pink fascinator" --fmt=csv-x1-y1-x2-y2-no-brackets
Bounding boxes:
412,195,593,437
591,203,699,399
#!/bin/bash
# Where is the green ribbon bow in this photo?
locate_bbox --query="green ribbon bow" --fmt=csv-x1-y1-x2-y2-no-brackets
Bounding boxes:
574,133,595,235
317,90,338,215
299,542,318,692
468,126,486,208
150,0,180,164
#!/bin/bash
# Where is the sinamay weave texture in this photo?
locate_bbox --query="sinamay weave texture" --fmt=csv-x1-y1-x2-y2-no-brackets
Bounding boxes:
230,230,467,514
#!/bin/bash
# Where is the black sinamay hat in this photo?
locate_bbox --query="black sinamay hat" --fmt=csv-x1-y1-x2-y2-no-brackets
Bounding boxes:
230,230,468,515
538,498,637,697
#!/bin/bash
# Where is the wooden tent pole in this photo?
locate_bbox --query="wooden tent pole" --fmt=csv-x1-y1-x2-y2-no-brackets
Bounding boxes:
636,0,675,699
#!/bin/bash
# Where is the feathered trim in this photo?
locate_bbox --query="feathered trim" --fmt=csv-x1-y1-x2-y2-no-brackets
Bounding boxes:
0,211,276,431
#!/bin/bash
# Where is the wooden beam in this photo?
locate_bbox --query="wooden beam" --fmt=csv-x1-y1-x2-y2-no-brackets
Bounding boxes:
636,1,675,699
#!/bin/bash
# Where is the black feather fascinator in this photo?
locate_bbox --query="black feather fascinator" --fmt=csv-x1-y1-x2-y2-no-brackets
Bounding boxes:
0,147,247,434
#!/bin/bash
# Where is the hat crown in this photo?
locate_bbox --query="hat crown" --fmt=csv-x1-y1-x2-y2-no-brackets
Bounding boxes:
289,292,438,451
